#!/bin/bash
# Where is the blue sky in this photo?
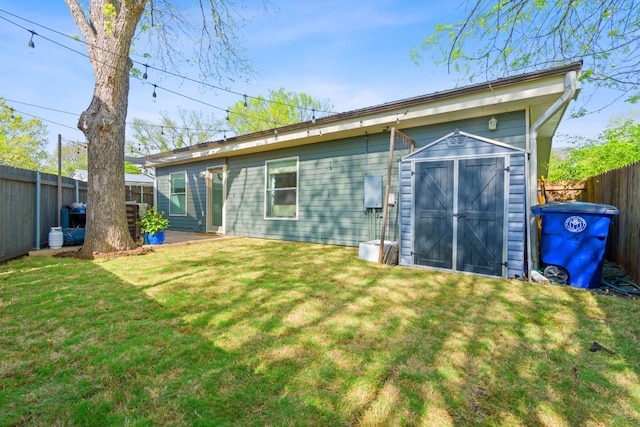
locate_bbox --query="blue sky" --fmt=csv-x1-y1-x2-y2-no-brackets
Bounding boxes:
0,1,634,154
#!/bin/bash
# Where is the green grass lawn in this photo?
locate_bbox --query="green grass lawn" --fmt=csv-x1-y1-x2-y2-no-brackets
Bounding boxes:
1,238,639,426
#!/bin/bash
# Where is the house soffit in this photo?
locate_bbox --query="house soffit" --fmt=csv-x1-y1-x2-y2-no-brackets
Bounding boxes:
144,63,581,167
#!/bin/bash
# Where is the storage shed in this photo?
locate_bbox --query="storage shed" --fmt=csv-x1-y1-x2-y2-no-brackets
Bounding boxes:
399,130,527,279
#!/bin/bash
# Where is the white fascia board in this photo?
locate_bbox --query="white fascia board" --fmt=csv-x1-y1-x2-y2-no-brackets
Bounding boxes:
145,75,569,167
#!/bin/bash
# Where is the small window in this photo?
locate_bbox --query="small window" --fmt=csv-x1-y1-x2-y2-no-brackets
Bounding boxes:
170,172,187,215
265,158,298,219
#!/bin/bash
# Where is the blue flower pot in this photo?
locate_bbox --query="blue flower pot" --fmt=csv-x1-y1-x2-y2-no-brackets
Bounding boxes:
147,230,165,245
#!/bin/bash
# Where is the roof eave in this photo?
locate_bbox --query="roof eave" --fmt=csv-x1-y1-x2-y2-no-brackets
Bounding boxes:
144,62,583,167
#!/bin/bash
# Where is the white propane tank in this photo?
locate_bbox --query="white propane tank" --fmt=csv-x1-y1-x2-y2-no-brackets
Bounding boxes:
48,226,64,249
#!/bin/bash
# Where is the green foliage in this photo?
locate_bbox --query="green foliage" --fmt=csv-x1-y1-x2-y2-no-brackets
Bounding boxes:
41,141,88,177
548,115,640,180
0,97,49,170
101,3,117,34
226,88,333,135
128,108,218,155
124,162,140,174
138,206,169,235
418,0,640,109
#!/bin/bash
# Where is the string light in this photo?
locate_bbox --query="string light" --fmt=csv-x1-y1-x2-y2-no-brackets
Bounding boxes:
243,95,248,109
0,9,337,118
312,109,316,124
143,64,148,80
152,84,157,102
225,110,229,121
1,13,337,133
0,10,339,117
28,29,35,48
7,98,234,140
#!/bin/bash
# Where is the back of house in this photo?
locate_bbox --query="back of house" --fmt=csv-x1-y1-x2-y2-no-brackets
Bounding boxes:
144,62,582,280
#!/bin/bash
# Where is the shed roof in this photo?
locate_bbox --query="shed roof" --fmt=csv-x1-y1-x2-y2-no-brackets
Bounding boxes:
72,169,155,186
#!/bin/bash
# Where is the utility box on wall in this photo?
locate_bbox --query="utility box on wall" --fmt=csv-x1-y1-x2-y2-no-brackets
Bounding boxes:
364,175,383,209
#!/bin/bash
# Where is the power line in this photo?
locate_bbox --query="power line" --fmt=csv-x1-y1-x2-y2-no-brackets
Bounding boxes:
0,12,296,130
0,13,278,131
9,107,81,133
0,8,338,116
4,97,231,135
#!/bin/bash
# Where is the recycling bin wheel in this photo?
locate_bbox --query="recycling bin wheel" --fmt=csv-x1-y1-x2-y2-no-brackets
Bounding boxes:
544,265,569,285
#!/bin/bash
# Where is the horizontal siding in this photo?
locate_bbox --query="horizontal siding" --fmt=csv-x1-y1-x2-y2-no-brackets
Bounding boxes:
226,133,396,246
507,154,527,277
156,112,527,251
402,111,526,155
156,161,225,232
399,161,413,265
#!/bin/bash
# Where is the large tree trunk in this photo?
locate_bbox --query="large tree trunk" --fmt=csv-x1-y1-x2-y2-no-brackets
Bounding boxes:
66,0,146,255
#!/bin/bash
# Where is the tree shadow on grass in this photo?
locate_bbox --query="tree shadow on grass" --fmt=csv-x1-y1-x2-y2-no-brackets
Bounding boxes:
110,239,640,425
2,241,639,425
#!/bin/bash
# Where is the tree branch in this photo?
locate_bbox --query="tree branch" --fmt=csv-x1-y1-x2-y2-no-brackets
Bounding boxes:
64,0,97,40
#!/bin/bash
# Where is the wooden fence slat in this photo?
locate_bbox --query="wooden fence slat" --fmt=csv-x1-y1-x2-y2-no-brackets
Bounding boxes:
0,165,88,262
580,161,640,285
2,166,154,262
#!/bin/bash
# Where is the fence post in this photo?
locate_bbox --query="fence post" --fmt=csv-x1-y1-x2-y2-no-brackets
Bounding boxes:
57,134,62,226
35,171,41,250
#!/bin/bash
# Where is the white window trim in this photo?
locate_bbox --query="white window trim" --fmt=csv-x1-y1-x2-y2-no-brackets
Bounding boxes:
264,156,299,220
169,171,188,216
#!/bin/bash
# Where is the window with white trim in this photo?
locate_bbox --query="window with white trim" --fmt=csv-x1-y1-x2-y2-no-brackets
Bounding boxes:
265,157,298,219
170,172,187,215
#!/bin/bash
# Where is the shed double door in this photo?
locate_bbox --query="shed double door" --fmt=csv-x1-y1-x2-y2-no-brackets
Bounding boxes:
413,157,505,276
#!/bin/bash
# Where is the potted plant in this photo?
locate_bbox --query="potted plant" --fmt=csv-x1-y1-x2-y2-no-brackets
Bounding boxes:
138,206,170,245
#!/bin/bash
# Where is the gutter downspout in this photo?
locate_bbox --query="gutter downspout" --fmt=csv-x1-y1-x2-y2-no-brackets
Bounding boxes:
527,70,579,281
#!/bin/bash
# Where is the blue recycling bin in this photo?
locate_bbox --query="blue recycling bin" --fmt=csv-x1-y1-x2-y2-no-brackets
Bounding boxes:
531,202,619,289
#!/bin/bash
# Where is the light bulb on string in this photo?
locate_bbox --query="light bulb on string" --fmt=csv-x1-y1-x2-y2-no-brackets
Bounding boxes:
28,30,35,49
312,109,316,124
243,95,248,109
226,110,230,121
152,84,157,103
143,64,148,80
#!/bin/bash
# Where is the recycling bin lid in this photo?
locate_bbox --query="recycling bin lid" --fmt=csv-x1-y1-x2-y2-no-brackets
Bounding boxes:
531,202,619,215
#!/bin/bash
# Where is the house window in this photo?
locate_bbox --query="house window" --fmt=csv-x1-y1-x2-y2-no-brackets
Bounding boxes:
265,157,298,219
170,172,187,215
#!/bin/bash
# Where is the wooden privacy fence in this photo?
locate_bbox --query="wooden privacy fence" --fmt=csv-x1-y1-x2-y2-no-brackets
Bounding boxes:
126,185,154,206
580,161,640,285
0,165,88,262
540,180,585,203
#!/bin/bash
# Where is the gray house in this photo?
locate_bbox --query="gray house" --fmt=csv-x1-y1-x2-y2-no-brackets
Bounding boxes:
144,62,582,280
